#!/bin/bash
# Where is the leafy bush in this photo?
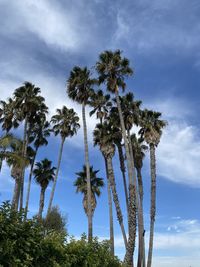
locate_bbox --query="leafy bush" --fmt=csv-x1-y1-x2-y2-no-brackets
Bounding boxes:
65,234,124,267
0,201,42,266
0,202,124,267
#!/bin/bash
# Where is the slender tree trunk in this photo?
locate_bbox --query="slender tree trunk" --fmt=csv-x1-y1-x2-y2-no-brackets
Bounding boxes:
82,103,92,242
47,137,65,215
12,177,20,210
24,148,38,219
116,92,135,266
124,183,136,267
137,168,145,267
147,144,156,267
104,157,114,256
124,130,138,267
38,187,45,220
106,155,128,249
116,142,129,215
115,91,133,188
19,116,28,212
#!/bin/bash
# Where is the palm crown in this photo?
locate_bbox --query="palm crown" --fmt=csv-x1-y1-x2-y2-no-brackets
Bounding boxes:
33,159,56,189
74,165,104,216
139,109,167,146
96,50,133,93
51,106,80,140
67,66,95,104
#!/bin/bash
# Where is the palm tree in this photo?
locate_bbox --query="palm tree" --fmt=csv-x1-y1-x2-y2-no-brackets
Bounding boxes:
93,121,128,251
24,119,51,218
33,159,56,219
89,89,112,124
96,50,135,266
74,165,104,217
131,134,148,267
67,66,95,242
47,106,80,215
1,136,31,210
13,82,48,211
88,90,115,255
139,109,166,267
0,98,19,172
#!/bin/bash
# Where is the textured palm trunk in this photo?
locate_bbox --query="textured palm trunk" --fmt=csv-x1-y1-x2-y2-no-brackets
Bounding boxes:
147,144,156,267
116,142,129,215
47,137,65,215
24,148,38,219
137,168,145,267
12,177,21,210
106,155,128,249
82,103,92,242
19,116,28,212
124,184,136,267
115,92,137,267
38,187,45,219
104,157,114,256
127,131,144,267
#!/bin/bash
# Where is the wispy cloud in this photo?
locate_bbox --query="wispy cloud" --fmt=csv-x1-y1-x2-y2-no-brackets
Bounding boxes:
114,0,200,55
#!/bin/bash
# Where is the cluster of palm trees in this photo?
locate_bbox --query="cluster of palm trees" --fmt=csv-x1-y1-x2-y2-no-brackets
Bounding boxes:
0,50,166,267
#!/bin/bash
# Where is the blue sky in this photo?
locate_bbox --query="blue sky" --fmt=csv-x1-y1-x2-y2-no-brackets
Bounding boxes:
0,0,200,266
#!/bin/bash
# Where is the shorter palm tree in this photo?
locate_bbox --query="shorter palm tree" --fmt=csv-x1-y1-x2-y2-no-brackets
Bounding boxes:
47,106,80,215
33,159,56,220
74,165,104,217
89,89,112,124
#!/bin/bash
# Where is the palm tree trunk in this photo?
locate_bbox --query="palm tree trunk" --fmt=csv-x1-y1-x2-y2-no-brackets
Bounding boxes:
104,157,114,256
116,92,135,266
19,116,28,211
116,142,129,215
24,148,38,219
47,137,65,215
82,103,92,242
147,144,156,267
137,168,145,267
12,177,20,210
106,155,128,249
38,187,45,219
124,130,138,267
115,91,133,188
124,183,136,267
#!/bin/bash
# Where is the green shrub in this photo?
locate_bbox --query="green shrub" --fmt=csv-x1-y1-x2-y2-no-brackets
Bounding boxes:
65,234,123,267
0,201,42,266
0,202,124,267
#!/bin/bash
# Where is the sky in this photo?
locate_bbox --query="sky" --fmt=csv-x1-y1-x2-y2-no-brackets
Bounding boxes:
0,0,200,266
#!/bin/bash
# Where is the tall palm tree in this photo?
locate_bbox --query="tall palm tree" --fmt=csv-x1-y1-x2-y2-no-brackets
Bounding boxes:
93,121,128,251
74,165,104,217
13,82,48,211
139,109,166,267
33,159,56,219
96,50,135,267
131,134,148,267
67,66,95,242
47,106,80,215
89,89,112,124
24,119,51,218
89,90,115,255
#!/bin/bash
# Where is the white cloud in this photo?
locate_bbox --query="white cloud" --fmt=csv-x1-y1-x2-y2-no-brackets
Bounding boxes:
1,0,83,51
144,97,200,187
157,121,200,187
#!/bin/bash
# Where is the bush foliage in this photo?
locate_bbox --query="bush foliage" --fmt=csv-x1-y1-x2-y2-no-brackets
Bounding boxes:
0,202,124,267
